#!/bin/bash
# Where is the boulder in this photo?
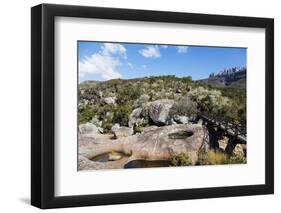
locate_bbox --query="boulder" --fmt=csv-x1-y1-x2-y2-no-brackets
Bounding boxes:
173,115,189,124
197,119,203,125
103,96,116,105
129,124,207,164
90,116,102,127
113,127,133,139
176,89,182,93
218,138,228,151
148,99,174,125
79,122,100,136
233,144,246,158
128,108,142,127
111,123,120,132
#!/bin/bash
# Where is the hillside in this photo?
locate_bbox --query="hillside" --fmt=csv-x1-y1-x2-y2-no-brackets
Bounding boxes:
79,74,246,132
199,67,246,88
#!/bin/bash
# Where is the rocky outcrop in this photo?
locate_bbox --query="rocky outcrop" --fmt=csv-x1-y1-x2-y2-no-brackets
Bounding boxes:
78,123,207,170
111,123,120,132
199,67,246,88
128,107,142,127
148,99,174,125
173,115,189,124
233,144,246,158
79,123,100,136
112,126,133,139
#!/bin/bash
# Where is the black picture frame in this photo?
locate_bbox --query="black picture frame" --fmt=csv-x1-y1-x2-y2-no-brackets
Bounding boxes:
31,3,274,209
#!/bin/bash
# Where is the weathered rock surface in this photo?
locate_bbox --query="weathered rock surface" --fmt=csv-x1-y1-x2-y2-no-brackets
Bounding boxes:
78,154,131,170
218,138,228,151
79,123,207,170
113,127,133,139
103,96,116,105
128,107,142,127
111,123,120,132
233,144,246,158
148,99,174,125
142,125,159,133
79,123,100,136
173,115,189,124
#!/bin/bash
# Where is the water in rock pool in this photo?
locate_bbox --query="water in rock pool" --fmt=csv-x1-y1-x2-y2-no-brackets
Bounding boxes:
91,153,171,169
91,153,111,162
124,160,171,168
91,152,127,162
168,130,193,139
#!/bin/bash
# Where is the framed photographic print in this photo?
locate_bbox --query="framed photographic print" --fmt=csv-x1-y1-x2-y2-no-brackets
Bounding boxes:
31,4,274,209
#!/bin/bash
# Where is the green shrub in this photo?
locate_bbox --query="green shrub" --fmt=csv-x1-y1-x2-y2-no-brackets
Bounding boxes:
170,153,192,166
170,96,198,117
116,83,141,104
134,118,149,133
112,104,133,126
101,122,113,133
79,105,94,124
134,94,150,108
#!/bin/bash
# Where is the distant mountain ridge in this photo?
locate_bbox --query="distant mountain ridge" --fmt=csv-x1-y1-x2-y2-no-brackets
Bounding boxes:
199,67,246,88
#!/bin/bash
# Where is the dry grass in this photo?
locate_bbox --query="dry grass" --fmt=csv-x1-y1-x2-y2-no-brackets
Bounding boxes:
197,150,246,165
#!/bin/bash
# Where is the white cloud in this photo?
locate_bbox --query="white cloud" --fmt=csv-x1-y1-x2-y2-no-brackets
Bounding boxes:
79,53,122,80
160,45,168,49
79,43,128,80
177,46,188,53
101,43,127,58
139,46,161,58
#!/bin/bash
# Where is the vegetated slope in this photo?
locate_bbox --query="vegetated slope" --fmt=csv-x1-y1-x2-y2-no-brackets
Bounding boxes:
79,73,246,133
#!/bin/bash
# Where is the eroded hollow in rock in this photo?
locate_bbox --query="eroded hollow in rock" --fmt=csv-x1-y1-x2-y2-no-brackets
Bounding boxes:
124,160,171,169
168,130,193,139
90,152,130,162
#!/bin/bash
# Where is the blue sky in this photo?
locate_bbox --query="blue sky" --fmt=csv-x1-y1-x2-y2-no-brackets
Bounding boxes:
78,41,246,82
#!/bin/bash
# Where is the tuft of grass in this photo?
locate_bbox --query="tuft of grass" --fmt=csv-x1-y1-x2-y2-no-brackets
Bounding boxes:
197,150,246,165
197,150,228,165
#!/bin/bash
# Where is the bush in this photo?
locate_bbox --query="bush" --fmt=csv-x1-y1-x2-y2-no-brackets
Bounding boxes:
188,86,246,125
134,94,150,108
134,118,149,133
101,122,113,133
188,87,231,114
170,153,192,166
112,104,133,127
116,83,141,104
79,105,94,124
170,96,198,117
